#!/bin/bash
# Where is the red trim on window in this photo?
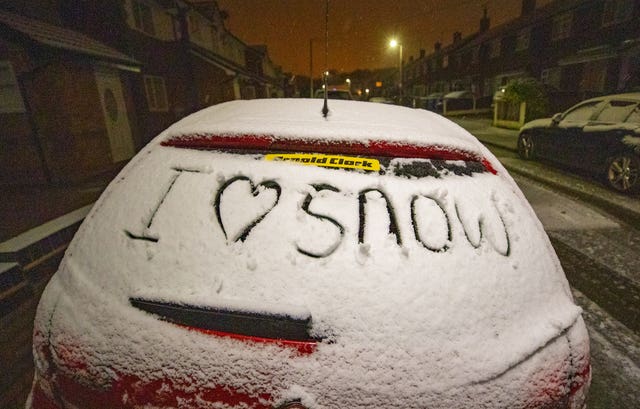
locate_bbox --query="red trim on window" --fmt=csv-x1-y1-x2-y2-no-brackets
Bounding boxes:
177,324,318,355
161,134,498,174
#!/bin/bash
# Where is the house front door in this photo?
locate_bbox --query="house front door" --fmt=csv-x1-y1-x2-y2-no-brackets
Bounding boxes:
94,66,134,163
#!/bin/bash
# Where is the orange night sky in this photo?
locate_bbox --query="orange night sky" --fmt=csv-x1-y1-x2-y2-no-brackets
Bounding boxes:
217,0,553,77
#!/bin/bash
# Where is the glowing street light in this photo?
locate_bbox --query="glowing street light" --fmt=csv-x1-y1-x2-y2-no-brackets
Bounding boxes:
389,38,403,99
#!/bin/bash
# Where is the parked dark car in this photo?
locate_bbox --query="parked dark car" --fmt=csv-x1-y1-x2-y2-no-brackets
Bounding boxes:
518,93,640,193
443,90,475,111
423,92,444,112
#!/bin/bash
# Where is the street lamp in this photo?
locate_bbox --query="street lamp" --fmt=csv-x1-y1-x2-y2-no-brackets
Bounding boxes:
389,39,403,100
346,78,351,92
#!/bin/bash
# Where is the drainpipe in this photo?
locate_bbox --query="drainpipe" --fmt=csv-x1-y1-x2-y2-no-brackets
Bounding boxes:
17,71,53,183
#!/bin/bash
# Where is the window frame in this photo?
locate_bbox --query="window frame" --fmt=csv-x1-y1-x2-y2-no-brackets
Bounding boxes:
0,61,26,113
516,29,530,52
602,0,635,27
143,75,169,112
132,0,156,36
551,12,573,42
489,38,501,59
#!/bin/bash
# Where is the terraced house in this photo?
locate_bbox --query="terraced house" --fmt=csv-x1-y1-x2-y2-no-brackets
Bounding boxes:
0,0,285,185
404,0,640,112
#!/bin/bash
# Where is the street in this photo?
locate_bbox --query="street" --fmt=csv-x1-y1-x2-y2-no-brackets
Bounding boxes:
484,144,640,408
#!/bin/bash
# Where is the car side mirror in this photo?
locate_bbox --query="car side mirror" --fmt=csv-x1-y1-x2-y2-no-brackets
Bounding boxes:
551,113,562,125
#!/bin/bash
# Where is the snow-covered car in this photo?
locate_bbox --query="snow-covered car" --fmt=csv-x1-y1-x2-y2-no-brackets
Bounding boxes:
443,90,475,111
368,96,394,104
29,99,590,409
518,93,640,193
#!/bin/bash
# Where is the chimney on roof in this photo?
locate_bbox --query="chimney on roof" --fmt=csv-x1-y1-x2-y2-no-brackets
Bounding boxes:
453,31,462,43
521,0,536,16
420,49,426,58
435,41,442,52
479,6,490,32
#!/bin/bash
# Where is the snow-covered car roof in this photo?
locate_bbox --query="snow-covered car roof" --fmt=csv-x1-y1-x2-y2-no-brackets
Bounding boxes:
443,90,473,99
578,92,640,104
36,99,582,407
160,99,480,153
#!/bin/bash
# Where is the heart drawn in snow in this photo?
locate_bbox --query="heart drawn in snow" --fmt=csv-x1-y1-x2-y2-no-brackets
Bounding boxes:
214,176,282,242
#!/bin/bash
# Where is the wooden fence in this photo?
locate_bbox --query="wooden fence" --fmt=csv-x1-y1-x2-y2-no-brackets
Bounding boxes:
0,206,90,408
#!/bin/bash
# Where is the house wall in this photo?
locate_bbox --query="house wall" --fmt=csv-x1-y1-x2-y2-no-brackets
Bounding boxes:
0,40,48,184
26,60,114,183
192,55,236,107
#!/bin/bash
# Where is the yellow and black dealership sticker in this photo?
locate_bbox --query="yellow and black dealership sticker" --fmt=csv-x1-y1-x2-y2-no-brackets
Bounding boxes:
265,153,380,171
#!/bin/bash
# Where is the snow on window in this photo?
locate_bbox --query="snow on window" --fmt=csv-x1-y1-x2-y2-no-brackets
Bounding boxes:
594,100,638,123
561,100,602,123
626,106,640,124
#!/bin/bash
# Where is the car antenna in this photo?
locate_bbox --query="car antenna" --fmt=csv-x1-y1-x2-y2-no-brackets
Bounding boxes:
322,0,330,118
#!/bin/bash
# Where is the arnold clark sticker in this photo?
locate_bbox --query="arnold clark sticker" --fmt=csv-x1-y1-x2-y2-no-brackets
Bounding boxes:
265,153,380,171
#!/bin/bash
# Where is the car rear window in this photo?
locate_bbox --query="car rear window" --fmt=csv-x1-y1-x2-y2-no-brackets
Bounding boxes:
161,133,497,178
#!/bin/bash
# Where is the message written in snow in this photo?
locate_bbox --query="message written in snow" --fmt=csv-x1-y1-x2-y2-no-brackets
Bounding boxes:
126,171,511,258
213,176,511,258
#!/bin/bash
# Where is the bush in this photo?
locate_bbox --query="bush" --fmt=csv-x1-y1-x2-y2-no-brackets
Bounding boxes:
503,78,549,122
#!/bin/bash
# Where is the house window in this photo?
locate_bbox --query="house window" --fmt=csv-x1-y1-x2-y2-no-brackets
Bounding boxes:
516,29,530,51
188,14,203,41
540,67,561,88
551,12,572,41
0,61,26,113
143,75,168,111
490,38,501,59
243,86,256,100
132,0,155,35
602,0,634,26
471,47,479,65
580,60,608,92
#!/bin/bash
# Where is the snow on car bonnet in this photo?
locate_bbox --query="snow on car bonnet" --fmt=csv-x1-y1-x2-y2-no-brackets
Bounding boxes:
45,99,581,398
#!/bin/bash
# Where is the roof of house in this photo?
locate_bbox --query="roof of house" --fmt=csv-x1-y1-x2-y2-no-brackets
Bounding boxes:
0,10,140,67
